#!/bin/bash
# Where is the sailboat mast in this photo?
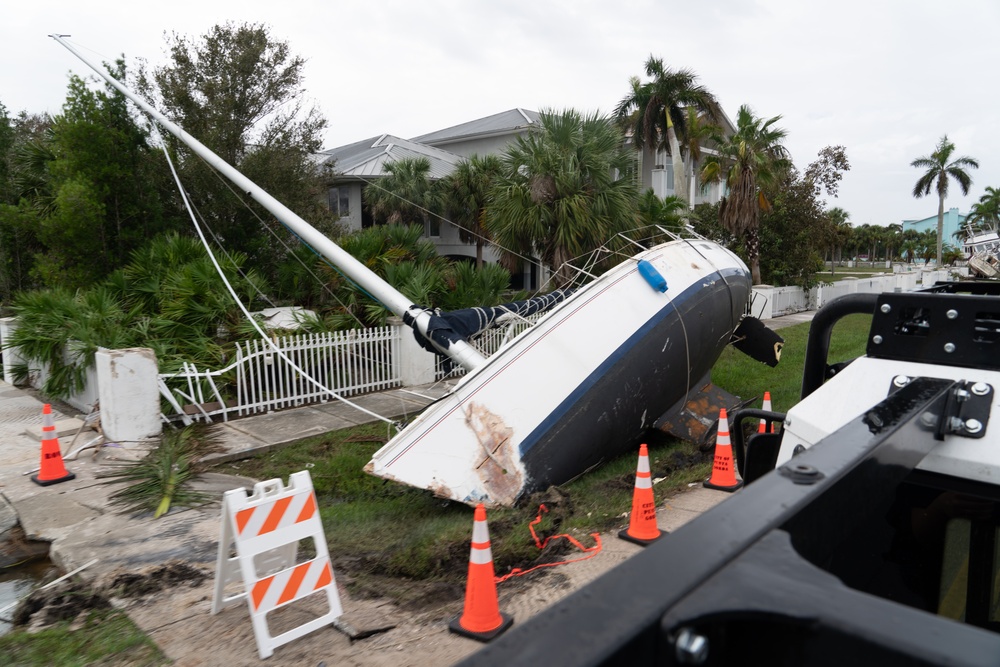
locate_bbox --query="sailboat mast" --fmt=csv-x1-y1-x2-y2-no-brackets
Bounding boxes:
50,34,487,371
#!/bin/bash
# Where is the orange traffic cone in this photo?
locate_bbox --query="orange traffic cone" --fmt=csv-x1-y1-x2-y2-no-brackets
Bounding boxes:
759,391,773,434
32,404,75,486
618,444,664,546
704,408,742,492
449,504,513,641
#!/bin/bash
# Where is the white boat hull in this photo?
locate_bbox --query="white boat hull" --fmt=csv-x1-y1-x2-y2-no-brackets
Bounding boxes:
367,239,752,506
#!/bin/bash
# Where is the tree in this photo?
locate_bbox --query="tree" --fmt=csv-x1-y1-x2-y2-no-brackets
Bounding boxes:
804,145,851,200
0,110,50,294
911,135,978,266
6,63,176,290
614,56,720,208
700,105,791,284
365,157,443,235
145,22,333,278
637,190,686,234
824,207,851,273
885,223,903,261
965,186,1000,235
0,102,13,205
441,154,505,268
488,109,639,286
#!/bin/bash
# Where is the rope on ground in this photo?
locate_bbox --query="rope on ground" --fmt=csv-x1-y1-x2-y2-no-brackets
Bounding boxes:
495,504,601,583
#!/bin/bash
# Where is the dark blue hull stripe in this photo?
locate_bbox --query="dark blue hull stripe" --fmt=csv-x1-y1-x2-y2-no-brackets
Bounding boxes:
517,267,747,461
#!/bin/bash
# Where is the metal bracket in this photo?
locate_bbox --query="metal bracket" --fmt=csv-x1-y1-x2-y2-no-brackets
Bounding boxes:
888,376,992,440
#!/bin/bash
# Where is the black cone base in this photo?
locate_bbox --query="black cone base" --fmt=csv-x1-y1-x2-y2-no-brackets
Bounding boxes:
31,471,76,487
448,612,513,642
703,478,742,492
618,528,666,547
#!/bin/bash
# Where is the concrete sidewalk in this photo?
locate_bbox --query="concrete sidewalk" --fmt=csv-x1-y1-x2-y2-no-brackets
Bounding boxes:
0,377,456,574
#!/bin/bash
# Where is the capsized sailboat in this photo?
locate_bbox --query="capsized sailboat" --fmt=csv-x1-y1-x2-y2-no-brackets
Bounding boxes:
55,35,760,507
368,238,752,505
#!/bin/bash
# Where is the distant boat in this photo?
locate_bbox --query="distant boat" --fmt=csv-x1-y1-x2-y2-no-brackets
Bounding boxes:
964,228,1000,279
56,36,764,507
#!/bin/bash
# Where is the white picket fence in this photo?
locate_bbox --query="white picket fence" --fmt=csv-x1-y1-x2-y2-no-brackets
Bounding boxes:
158,326,400,424
158,313,547,424
750,267,967,319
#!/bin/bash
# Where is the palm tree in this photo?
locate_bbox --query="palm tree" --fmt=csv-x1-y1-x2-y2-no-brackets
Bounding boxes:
614,56,720,208
885,223,903,261
700,105,791,284
364,157,443,236
825,207,851,273
488,109,639,286
911,135,979,266
965,186,1000,235
440,154,505,268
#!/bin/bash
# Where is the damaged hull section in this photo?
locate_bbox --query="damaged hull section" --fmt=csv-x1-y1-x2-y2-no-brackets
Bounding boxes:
367,239,752,506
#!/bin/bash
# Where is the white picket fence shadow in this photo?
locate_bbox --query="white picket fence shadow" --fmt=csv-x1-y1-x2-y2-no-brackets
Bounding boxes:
159,326,400,424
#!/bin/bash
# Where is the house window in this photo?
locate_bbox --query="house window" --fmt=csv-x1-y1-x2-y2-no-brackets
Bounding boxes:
425,218,441,237
327,186,350,217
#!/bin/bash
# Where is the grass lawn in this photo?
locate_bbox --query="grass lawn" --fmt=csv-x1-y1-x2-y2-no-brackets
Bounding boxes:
207,313,873,605
0,609,167,667
812,265,895,282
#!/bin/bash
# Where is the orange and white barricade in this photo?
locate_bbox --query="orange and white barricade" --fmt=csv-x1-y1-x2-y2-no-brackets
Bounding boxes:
212,470,342,659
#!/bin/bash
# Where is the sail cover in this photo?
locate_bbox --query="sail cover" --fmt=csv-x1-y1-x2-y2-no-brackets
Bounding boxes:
403,289,574,355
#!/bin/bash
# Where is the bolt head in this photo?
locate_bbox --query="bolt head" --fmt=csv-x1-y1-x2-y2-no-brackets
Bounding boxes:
675,628,709,664
893,375,911,387
880,303,892,313
944,342,956,353
971,382,991,396
965,419,983,434
873,335,883,345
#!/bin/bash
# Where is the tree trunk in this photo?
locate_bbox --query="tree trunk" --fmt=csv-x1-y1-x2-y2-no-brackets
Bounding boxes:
665,115,688,208
747,226,762,284
936,194,945,266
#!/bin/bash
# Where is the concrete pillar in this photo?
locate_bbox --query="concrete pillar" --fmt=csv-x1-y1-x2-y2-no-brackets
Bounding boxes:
96,347,161,443
0,317,23,384
751,286,775,319
388,317,436,387
809,284,822,310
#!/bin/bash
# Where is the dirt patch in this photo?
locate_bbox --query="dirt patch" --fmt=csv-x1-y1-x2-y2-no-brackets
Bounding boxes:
12,581,110,628
651,449,709,477
102,560,208,598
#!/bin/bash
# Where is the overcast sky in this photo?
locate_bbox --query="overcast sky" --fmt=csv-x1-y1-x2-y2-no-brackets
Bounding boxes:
4,0,998,228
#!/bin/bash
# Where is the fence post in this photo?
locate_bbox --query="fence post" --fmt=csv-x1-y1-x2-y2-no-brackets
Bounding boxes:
810,284,823,310
751,286,775,319
0,317,24,384
388,317,436,387
96,347,162,443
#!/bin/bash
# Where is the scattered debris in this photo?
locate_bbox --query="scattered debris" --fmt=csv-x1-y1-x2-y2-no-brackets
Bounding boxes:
11,581,110,629
103,560,208,598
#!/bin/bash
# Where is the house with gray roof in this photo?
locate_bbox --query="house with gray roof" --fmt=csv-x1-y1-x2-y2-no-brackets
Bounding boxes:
412,108,540,158
315,109,543,286
315,106,733,290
